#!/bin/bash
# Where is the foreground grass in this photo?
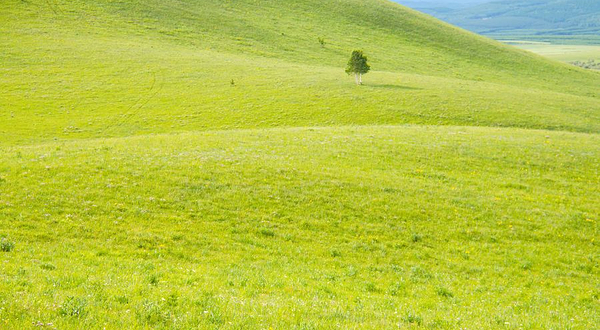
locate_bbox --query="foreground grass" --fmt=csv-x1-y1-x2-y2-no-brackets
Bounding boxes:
1,126,598,329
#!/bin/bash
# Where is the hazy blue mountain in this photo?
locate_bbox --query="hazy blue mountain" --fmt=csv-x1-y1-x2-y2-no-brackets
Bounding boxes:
392,0,600,41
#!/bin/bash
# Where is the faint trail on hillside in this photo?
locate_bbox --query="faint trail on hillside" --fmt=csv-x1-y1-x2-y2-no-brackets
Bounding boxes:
44,0,64,15
100,72,163,136
20,0,64,16
44,0,57,14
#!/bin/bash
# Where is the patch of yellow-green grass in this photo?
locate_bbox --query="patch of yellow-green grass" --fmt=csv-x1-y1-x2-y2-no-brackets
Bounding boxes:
0,126,598,329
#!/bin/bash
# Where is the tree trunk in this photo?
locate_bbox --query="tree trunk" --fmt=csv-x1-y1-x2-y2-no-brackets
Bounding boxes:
354,73,359,85
359,73,362,85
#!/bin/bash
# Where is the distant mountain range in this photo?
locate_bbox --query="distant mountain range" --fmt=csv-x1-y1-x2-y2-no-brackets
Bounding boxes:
393,0,600,40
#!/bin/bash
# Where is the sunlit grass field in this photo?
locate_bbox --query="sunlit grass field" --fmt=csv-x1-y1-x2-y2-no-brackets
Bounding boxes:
1,0,599,328
2,126,598,328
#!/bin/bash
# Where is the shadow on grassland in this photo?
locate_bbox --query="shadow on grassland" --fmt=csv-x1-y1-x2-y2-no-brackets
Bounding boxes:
366,84,423,90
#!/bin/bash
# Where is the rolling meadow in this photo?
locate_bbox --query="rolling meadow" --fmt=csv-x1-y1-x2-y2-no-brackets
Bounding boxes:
1,0,599,328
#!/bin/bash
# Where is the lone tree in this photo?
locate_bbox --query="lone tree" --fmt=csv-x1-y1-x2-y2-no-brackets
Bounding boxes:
345,50,370,85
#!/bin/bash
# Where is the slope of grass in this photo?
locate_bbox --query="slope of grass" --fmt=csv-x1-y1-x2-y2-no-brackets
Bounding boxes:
1,37,599,146
1,0,599,329
1,126,598,329
1,0,599,147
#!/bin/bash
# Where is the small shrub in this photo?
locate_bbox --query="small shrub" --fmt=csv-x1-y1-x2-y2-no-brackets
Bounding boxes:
411,234,422,243
259,228,275,237
40,263,56,271
365,282,378,293
148,274,160,286
318,37,326,47
403,312,423,326
436,286,454,298
115,295,129,304
166,292,179,307
59,296,87,317
0,238,15,252
330,249,342,257
96,250,108,257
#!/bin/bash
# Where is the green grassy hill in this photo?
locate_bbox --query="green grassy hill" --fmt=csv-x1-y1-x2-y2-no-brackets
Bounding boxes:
0,0,598,328
1,0,600,146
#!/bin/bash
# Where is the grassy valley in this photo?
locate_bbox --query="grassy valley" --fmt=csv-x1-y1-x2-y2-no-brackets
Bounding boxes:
505,41,600,69
1,0,598,328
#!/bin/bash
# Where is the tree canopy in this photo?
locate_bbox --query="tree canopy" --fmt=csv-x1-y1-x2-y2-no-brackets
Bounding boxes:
345,50,370,85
